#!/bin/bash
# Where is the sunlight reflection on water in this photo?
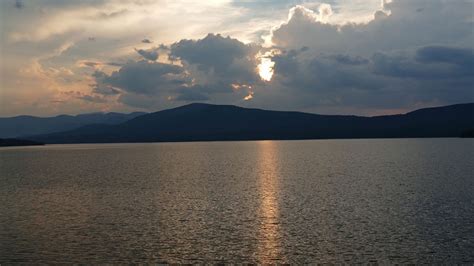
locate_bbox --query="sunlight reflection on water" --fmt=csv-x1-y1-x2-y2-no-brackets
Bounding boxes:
256,141,283,262
1,139,473,263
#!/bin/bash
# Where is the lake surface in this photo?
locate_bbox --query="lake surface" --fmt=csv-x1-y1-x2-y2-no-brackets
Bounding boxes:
1,139,473,263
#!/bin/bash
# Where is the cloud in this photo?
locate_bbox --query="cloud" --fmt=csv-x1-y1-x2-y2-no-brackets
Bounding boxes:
90,58,207,108
415,46,474,68
79,94,108,103
89,0,474,114
272,49,380,93
14,0,23,9
96,60,187,95
373,46,474,79
88,34,263,108
174,86,210,101
268,0,473,55
255,0,474,113
329,54,369,65
118,93,159,109
94,9,129,20
262,45,473,113
268,5,342,50
78,60,123,68
91,71,121,95
170,33,260,85
2,0,473,116
135,47,159,61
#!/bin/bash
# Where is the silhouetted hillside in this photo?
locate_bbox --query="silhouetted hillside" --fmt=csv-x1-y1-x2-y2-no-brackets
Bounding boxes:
0,112,146,138
0,138,44,147
25,103,474,144
461,129,474,138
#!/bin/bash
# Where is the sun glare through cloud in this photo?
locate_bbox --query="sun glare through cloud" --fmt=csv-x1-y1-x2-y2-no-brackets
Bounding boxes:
258,57,275,82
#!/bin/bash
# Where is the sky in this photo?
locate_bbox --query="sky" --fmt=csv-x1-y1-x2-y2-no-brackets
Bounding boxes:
0,0,473,116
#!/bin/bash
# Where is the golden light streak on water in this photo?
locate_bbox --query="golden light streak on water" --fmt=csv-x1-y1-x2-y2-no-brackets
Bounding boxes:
256,141,284,262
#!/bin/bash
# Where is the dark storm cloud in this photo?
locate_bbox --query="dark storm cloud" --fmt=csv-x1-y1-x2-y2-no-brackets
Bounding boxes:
91,60,193,108
175,86,210,101
90,57,225,107
14,0,23,9
415,46,474,68
267,44,474,112
371,52,433,79
170,34,249,69
135,47,159,61
170,33,260,84
94,60,187,95
373,46,474,79
272,51,381,93
329,54,369,66
91,71,121,95
90,34,262,109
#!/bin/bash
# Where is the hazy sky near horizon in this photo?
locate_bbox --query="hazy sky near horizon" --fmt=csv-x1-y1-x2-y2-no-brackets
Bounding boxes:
0,0,473,116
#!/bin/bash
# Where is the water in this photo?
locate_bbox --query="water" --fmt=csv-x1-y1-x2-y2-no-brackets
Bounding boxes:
1,139,473,263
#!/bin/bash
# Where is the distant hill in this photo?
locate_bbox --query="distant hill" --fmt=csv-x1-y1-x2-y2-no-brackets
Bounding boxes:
461,129,474,138
26,103,474,144
0,138,44,147
0,112,146,138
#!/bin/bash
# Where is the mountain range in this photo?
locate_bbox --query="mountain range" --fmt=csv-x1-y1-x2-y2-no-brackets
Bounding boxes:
17,102,474,144
0,112,146,138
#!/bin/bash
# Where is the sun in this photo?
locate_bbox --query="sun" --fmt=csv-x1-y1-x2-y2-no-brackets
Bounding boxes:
258,57,274,82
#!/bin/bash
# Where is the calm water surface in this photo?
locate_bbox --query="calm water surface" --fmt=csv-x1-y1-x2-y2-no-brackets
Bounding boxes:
1,139,473,263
